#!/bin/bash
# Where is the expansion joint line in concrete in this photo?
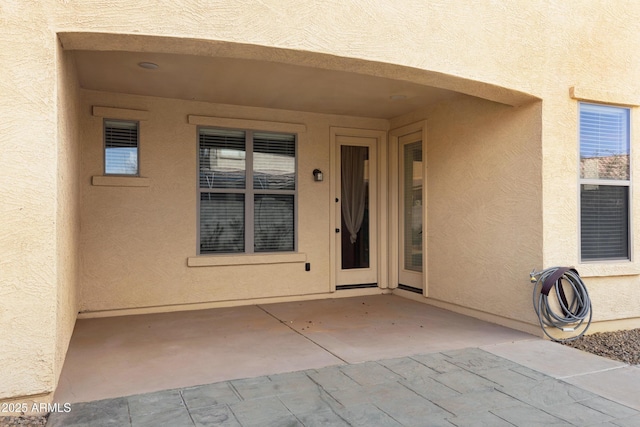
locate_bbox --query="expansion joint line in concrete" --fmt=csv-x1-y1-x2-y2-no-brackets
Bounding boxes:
256,305,349,365
557,365,630,380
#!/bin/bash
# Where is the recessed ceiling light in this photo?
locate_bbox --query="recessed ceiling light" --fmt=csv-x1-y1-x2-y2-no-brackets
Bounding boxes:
389,94,407,100
138,62,159,70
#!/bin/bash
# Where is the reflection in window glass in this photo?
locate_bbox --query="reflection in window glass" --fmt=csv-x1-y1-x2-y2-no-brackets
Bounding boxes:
579,103,631,261
199,129,246,189
200,193,245,253
105,120,138,175
403,141,423,272
580,104,629,180
253,132,295,190
254,195,294,252
198,128,297,254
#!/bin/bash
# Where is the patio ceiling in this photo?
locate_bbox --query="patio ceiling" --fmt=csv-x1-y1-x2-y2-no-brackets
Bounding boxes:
71,50,461,119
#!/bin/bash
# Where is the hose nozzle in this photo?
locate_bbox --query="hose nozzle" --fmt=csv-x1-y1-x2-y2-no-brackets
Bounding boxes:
529,268,540,283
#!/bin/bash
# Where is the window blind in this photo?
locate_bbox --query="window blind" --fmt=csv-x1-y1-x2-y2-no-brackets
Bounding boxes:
200,193,245,253
253,132,296,190
580,104,629,180
581,185,629,260
105,120,138,175
199,129,246,189
254,194,294,252
579,103,631,261
198,127,297,255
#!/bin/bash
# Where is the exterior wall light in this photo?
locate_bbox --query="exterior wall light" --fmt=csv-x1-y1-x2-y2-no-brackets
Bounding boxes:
313,169,323,182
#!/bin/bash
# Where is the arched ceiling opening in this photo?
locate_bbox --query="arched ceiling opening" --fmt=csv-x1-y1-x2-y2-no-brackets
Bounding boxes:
60,33,538,119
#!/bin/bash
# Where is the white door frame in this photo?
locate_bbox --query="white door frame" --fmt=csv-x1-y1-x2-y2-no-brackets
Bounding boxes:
330,127,388,292
389,121,428,296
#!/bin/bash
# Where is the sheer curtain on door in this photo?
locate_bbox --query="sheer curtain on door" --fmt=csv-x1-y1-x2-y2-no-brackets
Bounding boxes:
341,145,368,244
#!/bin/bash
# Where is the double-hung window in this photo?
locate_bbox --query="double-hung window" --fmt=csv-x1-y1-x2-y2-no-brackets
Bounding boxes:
104,119,139,175
579,103,631,261
198,128,297,254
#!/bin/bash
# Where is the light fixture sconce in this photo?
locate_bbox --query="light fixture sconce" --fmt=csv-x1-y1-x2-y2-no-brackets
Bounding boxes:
313,169,323,182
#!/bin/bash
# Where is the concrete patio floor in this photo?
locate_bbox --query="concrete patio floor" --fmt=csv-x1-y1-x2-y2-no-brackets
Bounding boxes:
48,294,640,426
54,294,535,404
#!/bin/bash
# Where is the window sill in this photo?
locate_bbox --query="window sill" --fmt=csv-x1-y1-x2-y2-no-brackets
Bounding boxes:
92,176,150,187
187,253,307,267
577,262,640,278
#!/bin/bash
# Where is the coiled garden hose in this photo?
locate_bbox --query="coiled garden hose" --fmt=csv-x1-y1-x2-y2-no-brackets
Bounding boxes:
529,267,592,342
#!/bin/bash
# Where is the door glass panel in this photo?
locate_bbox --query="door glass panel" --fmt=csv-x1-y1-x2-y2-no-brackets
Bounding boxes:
404,142,423,272
341,145,370,269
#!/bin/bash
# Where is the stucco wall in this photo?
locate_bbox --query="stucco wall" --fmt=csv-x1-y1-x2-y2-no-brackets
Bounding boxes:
0,1,58,401
534,9,640,325
79,90,388,312
55,43,81,387
51,0,640,287
2,0,640,403
404,97,543,326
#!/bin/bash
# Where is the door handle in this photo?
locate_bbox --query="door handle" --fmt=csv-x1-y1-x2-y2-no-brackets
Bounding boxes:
335,228,340,233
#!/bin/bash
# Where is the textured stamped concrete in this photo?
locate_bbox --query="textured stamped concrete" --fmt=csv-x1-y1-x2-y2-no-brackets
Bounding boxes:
47,347,640,427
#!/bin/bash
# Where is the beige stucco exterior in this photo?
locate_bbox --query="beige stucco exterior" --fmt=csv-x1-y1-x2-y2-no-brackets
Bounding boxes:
1,0,640,405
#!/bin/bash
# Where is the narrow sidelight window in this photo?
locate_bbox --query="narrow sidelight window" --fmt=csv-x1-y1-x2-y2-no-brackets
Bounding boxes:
104,119,139,175
579,103,630,261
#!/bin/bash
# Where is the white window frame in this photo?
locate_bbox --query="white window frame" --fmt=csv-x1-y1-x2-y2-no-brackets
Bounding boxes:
104,119,140,176
578,102,631,262
197,126,298,255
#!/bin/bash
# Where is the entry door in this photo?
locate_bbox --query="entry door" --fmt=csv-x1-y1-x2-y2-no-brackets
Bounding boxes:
336,135,377,286
398,132,424,290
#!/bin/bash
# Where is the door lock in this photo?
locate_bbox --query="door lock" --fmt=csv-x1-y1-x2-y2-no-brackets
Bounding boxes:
335,228,340,233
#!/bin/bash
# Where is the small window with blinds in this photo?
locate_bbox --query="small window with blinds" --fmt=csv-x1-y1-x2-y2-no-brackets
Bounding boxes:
579,103,631,261
198,127,296,254
104,119,139,175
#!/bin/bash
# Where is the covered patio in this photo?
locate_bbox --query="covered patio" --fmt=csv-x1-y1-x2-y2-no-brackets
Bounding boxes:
46,33,543,408
54,295,535,404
